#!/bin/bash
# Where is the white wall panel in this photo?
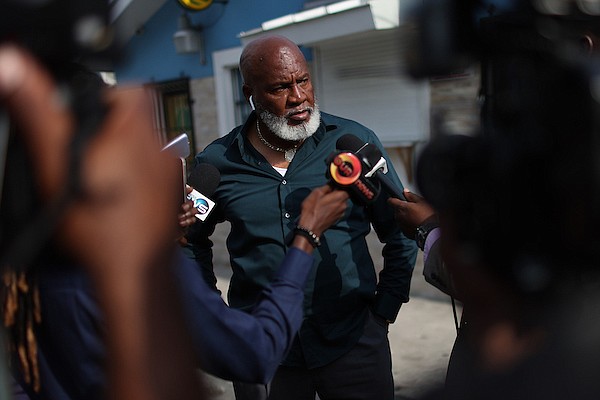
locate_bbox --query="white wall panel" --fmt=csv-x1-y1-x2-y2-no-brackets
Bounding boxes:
314,29,429,146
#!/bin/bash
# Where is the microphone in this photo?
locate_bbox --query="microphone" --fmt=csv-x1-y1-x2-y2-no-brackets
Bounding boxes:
186,163,220,221
336,134,406,201
326,140,380,205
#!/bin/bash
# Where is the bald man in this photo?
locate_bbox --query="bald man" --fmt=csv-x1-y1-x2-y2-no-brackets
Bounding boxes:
185,35,418,400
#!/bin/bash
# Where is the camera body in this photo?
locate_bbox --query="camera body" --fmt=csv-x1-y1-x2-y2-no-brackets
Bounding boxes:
409,0,600,294
405,0,600,80
0,0,115,76
0,0,116,267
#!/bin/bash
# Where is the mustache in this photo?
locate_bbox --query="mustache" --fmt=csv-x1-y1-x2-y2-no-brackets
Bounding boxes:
284,106,313,118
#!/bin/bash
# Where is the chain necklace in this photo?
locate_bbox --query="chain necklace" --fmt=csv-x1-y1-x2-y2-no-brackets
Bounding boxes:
256,120,301,162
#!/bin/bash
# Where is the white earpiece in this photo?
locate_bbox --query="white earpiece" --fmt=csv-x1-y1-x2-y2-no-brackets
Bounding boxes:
249,95,256,111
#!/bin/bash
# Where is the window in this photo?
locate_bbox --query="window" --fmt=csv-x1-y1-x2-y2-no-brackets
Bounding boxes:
231,68,252,126
213,46,243,137
148,78,196,169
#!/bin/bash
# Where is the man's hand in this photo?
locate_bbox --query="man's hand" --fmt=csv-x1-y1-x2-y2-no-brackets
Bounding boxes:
387,189,436,240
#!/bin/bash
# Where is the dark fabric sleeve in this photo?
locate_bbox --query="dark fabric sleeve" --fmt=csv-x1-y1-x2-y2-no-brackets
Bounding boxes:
18,266,106,400
423,235,459,299
367,136,419,323
181,154,225,293
182,218,220,293
173,247,313,384
182,161,225,293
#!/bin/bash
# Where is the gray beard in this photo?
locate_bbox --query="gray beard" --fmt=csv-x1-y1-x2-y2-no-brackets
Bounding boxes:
258,103,321,142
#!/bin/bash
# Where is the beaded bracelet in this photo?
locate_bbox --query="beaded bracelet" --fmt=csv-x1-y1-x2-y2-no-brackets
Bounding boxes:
294,225,321,248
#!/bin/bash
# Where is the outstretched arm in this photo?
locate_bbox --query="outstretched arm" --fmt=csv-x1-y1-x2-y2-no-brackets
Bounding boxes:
177,184,349,383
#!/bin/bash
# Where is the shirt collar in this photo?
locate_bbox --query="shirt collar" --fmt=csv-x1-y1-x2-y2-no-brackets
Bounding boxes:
231,111,337,161
229,112,259,165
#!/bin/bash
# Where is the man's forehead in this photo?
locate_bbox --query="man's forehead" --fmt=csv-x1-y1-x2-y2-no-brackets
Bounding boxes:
254,48,307,77
242,36,310,84
264,64,309,85
260,44,305,65
278,46,300,64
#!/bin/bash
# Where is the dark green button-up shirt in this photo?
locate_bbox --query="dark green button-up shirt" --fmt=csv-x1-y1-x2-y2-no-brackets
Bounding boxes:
186,112,417,368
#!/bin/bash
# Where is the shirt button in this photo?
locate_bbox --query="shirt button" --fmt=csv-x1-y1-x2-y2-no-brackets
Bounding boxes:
284,212,291,219
282,180,287,185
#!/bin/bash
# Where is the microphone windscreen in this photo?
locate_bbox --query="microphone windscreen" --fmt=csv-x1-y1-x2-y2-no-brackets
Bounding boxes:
336,134,365,152
336,134,382,168
360,144,383,167
188,163,221,198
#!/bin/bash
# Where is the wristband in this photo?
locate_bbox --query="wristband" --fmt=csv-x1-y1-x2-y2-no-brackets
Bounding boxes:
415,220,439,251
294,225,321,248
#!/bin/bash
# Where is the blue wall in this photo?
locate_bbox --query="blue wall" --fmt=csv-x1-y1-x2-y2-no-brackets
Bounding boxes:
115,0,306,83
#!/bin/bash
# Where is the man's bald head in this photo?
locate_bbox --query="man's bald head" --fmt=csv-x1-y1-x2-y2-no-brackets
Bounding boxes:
239,35,306,86
239,35,319,142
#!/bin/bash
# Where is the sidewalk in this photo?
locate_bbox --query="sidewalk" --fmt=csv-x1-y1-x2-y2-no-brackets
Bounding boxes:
204,223,460,400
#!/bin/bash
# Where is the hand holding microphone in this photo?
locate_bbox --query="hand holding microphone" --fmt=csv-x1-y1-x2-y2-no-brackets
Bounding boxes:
179,188,198,229
178,163,220,230
161,136,221,229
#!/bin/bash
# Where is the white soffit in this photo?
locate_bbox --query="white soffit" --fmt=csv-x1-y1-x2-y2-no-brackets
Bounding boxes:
239,0,400,46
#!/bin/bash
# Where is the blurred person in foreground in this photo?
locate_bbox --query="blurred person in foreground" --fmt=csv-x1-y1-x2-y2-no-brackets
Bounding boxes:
0,44,203,400
416,128,600,399
395,47,600,397
396,1,600,396
394,129,600,399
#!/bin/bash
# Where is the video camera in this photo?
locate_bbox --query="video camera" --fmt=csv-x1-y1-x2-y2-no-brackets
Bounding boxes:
0,0,118,268
405,0,600,294
0,0,116,75
404,0,600,78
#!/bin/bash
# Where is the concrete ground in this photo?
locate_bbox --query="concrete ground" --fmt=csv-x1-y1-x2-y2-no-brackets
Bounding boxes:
202,223,461,400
